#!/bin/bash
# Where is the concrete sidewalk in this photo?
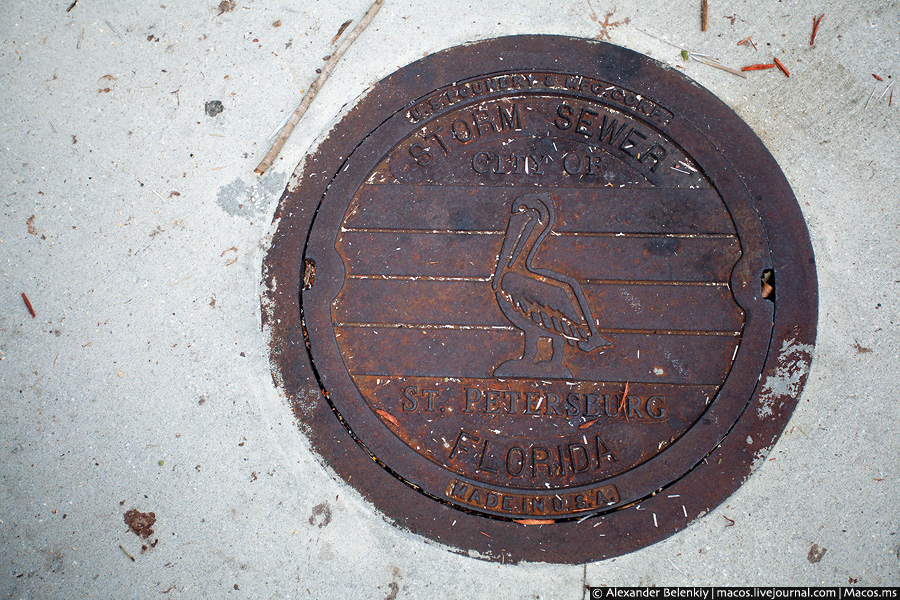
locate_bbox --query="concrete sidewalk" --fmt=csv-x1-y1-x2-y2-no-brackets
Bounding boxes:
1,0,897,597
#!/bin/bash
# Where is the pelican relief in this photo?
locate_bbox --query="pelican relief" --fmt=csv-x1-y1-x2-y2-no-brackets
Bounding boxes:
491,192,611,378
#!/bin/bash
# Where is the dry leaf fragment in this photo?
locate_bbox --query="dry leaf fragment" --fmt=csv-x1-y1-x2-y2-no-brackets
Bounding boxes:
376,409,399,427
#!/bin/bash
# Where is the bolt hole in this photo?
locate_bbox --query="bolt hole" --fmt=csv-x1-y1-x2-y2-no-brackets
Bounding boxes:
761,269,775,302
303,258,316,290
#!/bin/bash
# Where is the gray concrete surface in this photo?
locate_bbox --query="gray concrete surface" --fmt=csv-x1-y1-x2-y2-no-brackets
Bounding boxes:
1,0,898,597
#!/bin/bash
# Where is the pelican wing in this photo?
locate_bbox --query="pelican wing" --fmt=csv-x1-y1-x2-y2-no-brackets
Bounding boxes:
498,273,590,342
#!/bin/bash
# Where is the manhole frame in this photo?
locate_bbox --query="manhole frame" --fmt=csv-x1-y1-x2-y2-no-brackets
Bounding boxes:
261,35,817,564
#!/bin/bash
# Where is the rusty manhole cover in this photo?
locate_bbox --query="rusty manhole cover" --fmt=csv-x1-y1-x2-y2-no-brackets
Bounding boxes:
262,36,816,563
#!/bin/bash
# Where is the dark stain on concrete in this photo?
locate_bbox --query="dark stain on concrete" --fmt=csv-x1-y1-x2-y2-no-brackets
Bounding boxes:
308,502,332,528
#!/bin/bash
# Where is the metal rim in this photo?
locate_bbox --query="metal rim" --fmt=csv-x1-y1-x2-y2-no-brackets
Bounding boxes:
261,35,817,563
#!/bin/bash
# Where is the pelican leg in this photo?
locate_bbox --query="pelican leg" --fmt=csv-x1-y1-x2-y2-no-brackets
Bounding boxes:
549,336,572,376
494,333,573,378
523,332,539,364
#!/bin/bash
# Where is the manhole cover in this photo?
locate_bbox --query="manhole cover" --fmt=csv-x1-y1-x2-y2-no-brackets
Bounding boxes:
262,36,817,563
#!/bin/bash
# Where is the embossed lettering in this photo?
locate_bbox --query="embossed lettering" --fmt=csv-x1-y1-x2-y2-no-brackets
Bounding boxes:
555,104,573,130
470,153,551,176
444,478,623,515
604,394,620,417
485,389,502,413
647,396,667,419
596,435,618,466
641,143,668,172
402,385,418,412
407,71,674,126
408,105,427,121
498,103,521,131
422,388,438,412
449,429,480,459
512,154,525,175
619,127,648,159
472,109,497,136
575,107,600,137
565,75,582,90
451,118,473,142
598,114,629,145
555,445,567,475
478,439,500,474
442,434,623,479
395,385,440,413
627,394,644,418
528,154,551,175
569,443,591,472
563,151,581,174
546,392,563,415
505,391,521,414
532,446,552,476
408,143,432,166
506,446,525,475
597,484,620,505
455,386,665,421
426,126,451,156
471,152,491,174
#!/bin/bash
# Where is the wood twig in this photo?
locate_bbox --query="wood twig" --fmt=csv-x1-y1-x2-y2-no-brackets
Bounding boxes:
701,0,709,32
741,63,775,71
254,0,385,176
773,56,790,77
119,545,135,562
331,19,353,45
690,54,748,78
21,293,35,318
66,1,78,12
617,381,631,418
634,27,689,52
863,83,878,110
810,13,825,46
737,35,758,51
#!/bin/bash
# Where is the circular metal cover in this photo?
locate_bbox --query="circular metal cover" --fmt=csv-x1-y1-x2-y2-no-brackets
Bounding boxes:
262,36,817,563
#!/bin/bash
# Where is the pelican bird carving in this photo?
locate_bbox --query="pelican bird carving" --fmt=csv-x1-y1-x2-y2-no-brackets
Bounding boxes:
492,193,611,378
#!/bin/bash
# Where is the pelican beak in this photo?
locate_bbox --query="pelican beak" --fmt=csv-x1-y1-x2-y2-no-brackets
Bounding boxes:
492,209,534,290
